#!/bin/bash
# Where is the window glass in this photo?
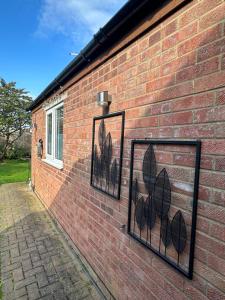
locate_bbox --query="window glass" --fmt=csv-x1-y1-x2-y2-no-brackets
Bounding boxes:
47,113,52,155
55,106,63,160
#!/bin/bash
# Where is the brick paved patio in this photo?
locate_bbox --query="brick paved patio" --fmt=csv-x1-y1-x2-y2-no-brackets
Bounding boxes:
0,183,104,300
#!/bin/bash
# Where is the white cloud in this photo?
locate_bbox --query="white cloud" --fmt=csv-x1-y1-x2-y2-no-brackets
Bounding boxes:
35,0,126,45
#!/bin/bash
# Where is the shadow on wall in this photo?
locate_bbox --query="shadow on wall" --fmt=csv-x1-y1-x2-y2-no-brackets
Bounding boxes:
32,9,225,300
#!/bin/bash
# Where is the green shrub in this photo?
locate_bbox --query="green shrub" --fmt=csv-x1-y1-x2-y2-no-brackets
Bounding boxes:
7,146,30,160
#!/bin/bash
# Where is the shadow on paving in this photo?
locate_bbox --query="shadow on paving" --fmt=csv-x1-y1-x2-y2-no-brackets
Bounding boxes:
0,183,104,300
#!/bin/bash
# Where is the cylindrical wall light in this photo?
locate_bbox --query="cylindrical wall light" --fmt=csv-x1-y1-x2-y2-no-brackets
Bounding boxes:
96,91,111,115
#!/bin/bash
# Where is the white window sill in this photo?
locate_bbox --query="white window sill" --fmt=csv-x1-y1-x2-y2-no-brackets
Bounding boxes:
42,158,63,170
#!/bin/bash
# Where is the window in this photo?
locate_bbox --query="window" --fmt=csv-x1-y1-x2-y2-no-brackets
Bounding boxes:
47,113,52,155
45,103,64,169
55,106,63,160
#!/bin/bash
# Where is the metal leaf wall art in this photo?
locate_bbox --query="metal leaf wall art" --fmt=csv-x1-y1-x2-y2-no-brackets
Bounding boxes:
171,210,187,255
153,168,171,219
128,140,201,279
143,144,156,193
111,159,118,195
135,196,146,231
144,195,156,230
133,147,182,254
91,111,125,199
161,216,171,248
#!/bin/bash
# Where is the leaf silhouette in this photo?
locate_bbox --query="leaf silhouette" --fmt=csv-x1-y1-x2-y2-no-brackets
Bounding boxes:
110,158,118,195
99,152,104,181
171,210,187,254
160,216,171,248
132,178,139,205
153,168,171,219
104,133,112,188
98,119,106,154
142,144,157,195
104,133,112,166
135,196,146,230
93,144,99,183
144,195,156,230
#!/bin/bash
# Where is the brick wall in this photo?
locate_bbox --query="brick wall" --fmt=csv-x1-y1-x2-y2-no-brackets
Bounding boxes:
32,0,225,299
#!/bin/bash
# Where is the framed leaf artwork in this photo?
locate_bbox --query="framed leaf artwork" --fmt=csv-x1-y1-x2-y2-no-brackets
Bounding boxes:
90,111,125,200
127,140,201,278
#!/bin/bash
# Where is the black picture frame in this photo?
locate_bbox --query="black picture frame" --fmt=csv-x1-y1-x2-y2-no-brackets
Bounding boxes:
127,139,201,279
90,111,125,200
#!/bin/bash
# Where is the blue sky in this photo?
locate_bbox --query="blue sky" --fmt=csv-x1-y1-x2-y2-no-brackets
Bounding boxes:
0,0,126,99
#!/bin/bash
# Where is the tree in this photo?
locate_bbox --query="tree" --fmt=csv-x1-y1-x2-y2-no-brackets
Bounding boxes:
0,78,33,161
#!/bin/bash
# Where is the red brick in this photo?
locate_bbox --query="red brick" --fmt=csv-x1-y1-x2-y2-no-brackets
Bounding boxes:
161,51,196,76
215,157,225,171
210,223,225,243
207,285,225,300
128,45,138,58
155,151,173,164
173,152,213,169
150,102,171,115
173,153,195,167
187,274,207,295
197,217,210,234
178,24,222,57
125,107,141,119
99,64,110,77
163,20,177,37
179,0,223,28
146,127,174,139
161,48,177,64
183,282,208,300
176,57,219,83
197,38,225,62
216,90,225,105
149,30,161,46
222,54,225,70
196,232,225,260
214,122,225,138
198,202,225,224
195,260,225,293
212,190,225,206
163,280,186,300
138,37,149,52
141,43,161,62
199,3,225,30
171,93,215,112
137,62,148,74
146,68,160,84
200,171,225,189
178,21,198,43
146,74,175,92
194,107,215,123
126,116,158,129
162,33,179,51
159,111,193,126
155,81,194,102
208,253,225,277
194,70,225,93
150,54,161,68
198,186,211,202
163,22,198,51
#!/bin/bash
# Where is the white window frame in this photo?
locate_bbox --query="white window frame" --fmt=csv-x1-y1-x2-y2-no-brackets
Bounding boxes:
43,102,64,169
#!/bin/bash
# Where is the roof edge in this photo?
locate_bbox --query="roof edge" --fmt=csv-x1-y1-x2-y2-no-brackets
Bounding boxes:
29,0,190,111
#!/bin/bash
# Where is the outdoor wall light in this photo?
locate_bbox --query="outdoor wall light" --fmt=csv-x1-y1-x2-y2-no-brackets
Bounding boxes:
37,139,43,159
96,91,111,115
30,122,37,133
32,123,37,130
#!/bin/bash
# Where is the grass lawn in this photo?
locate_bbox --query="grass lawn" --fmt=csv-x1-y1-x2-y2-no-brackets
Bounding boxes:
0,159,30,184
